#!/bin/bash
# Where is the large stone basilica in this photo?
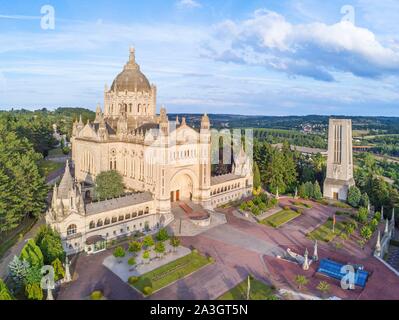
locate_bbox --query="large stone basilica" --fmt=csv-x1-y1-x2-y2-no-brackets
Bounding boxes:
46,48,253,255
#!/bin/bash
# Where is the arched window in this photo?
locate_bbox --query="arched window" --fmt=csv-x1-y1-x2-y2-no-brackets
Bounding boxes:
67,224,77,235
145,207,149,214
97,219,103,227
89,221,95,229
104,218,110,225
125,213,131,220
112,216,117,223
119,215,124,221
133,212,137,217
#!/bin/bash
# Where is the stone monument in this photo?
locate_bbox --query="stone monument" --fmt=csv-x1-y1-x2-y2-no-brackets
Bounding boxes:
323,119,355,201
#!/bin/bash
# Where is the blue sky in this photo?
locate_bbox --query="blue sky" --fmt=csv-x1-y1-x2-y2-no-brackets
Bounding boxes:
0,0,399,116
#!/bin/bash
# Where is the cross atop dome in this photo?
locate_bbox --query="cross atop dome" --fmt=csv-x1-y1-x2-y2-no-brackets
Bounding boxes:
125,46,139,71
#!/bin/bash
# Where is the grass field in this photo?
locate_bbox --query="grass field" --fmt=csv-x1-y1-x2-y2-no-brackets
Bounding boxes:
38,160,64,178
131,251,211,295
218,278,277,300
260,209,301,228
307,219,347,242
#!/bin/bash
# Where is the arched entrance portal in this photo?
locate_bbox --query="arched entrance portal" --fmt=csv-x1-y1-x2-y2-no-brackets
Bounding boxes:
170,173,193,202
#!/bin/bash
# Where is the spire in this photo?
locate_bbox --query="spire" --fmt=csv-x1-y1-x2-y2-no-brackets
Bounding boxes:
392,208,395,224
201,113,210,129
302,248,309,270
375,230,381,256
313,240,318,261
78,115,83,125
125,46,139,71
52,184,58,207
64,256,72,282
385,218,389,234
94,104,102,123
58,160,74,199
176,115,180,125
181,117,186,126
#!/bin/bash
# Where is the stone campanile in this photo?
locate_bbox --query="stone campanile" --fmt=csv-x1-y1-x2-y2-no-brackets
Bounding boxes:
323,118,355,201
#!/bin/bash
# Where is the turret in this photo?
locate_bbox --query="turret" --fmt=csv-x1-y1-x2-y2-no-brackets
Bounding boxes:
75,115,84,133
94,103,102,123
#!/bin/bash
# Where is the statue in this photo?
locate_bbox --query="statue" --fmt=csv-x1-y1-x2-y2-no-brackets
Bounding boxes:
375,230,381,257
294,187,298,199
275,187,279,199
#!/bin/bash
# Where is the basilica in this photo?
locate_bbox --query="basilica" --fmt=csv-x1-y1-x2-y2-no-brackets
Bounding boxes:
46,48,253,255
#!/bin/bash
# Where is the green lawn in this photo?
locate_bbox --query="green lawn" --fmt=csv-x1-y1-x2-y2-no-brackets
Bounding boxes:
292,201,312,208
260,209,301,228
307,219,347,242
131,251,211,295
218,278,277,300
38,160,64,178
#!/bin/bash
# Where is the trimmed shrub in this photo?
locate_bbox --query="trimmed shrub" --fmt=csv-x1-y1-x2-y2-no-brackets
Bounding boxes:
90,290,103,300
360,226,372,240
251,206,261,215
156,228,170,242
347,185,361,207
357,207,368,224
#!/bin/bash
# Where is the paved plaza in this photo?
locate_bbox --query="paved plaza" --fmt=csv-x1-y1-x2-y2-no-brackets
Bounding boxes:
103,245,191,282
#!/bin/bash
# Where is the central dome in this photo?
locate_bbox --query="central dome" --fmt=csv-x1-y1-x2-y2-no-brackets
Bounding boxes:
110,48,151,92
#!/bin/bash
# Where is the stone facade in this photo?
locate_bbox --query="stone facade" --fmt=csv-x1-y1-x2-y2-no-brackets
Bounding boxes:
47,48,252,255
323,118,355,201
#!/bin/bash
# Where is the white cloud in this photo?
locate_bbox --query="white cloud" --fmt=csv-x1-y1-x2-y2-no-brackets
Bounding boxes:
203,9,399,81
176,0,202,9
